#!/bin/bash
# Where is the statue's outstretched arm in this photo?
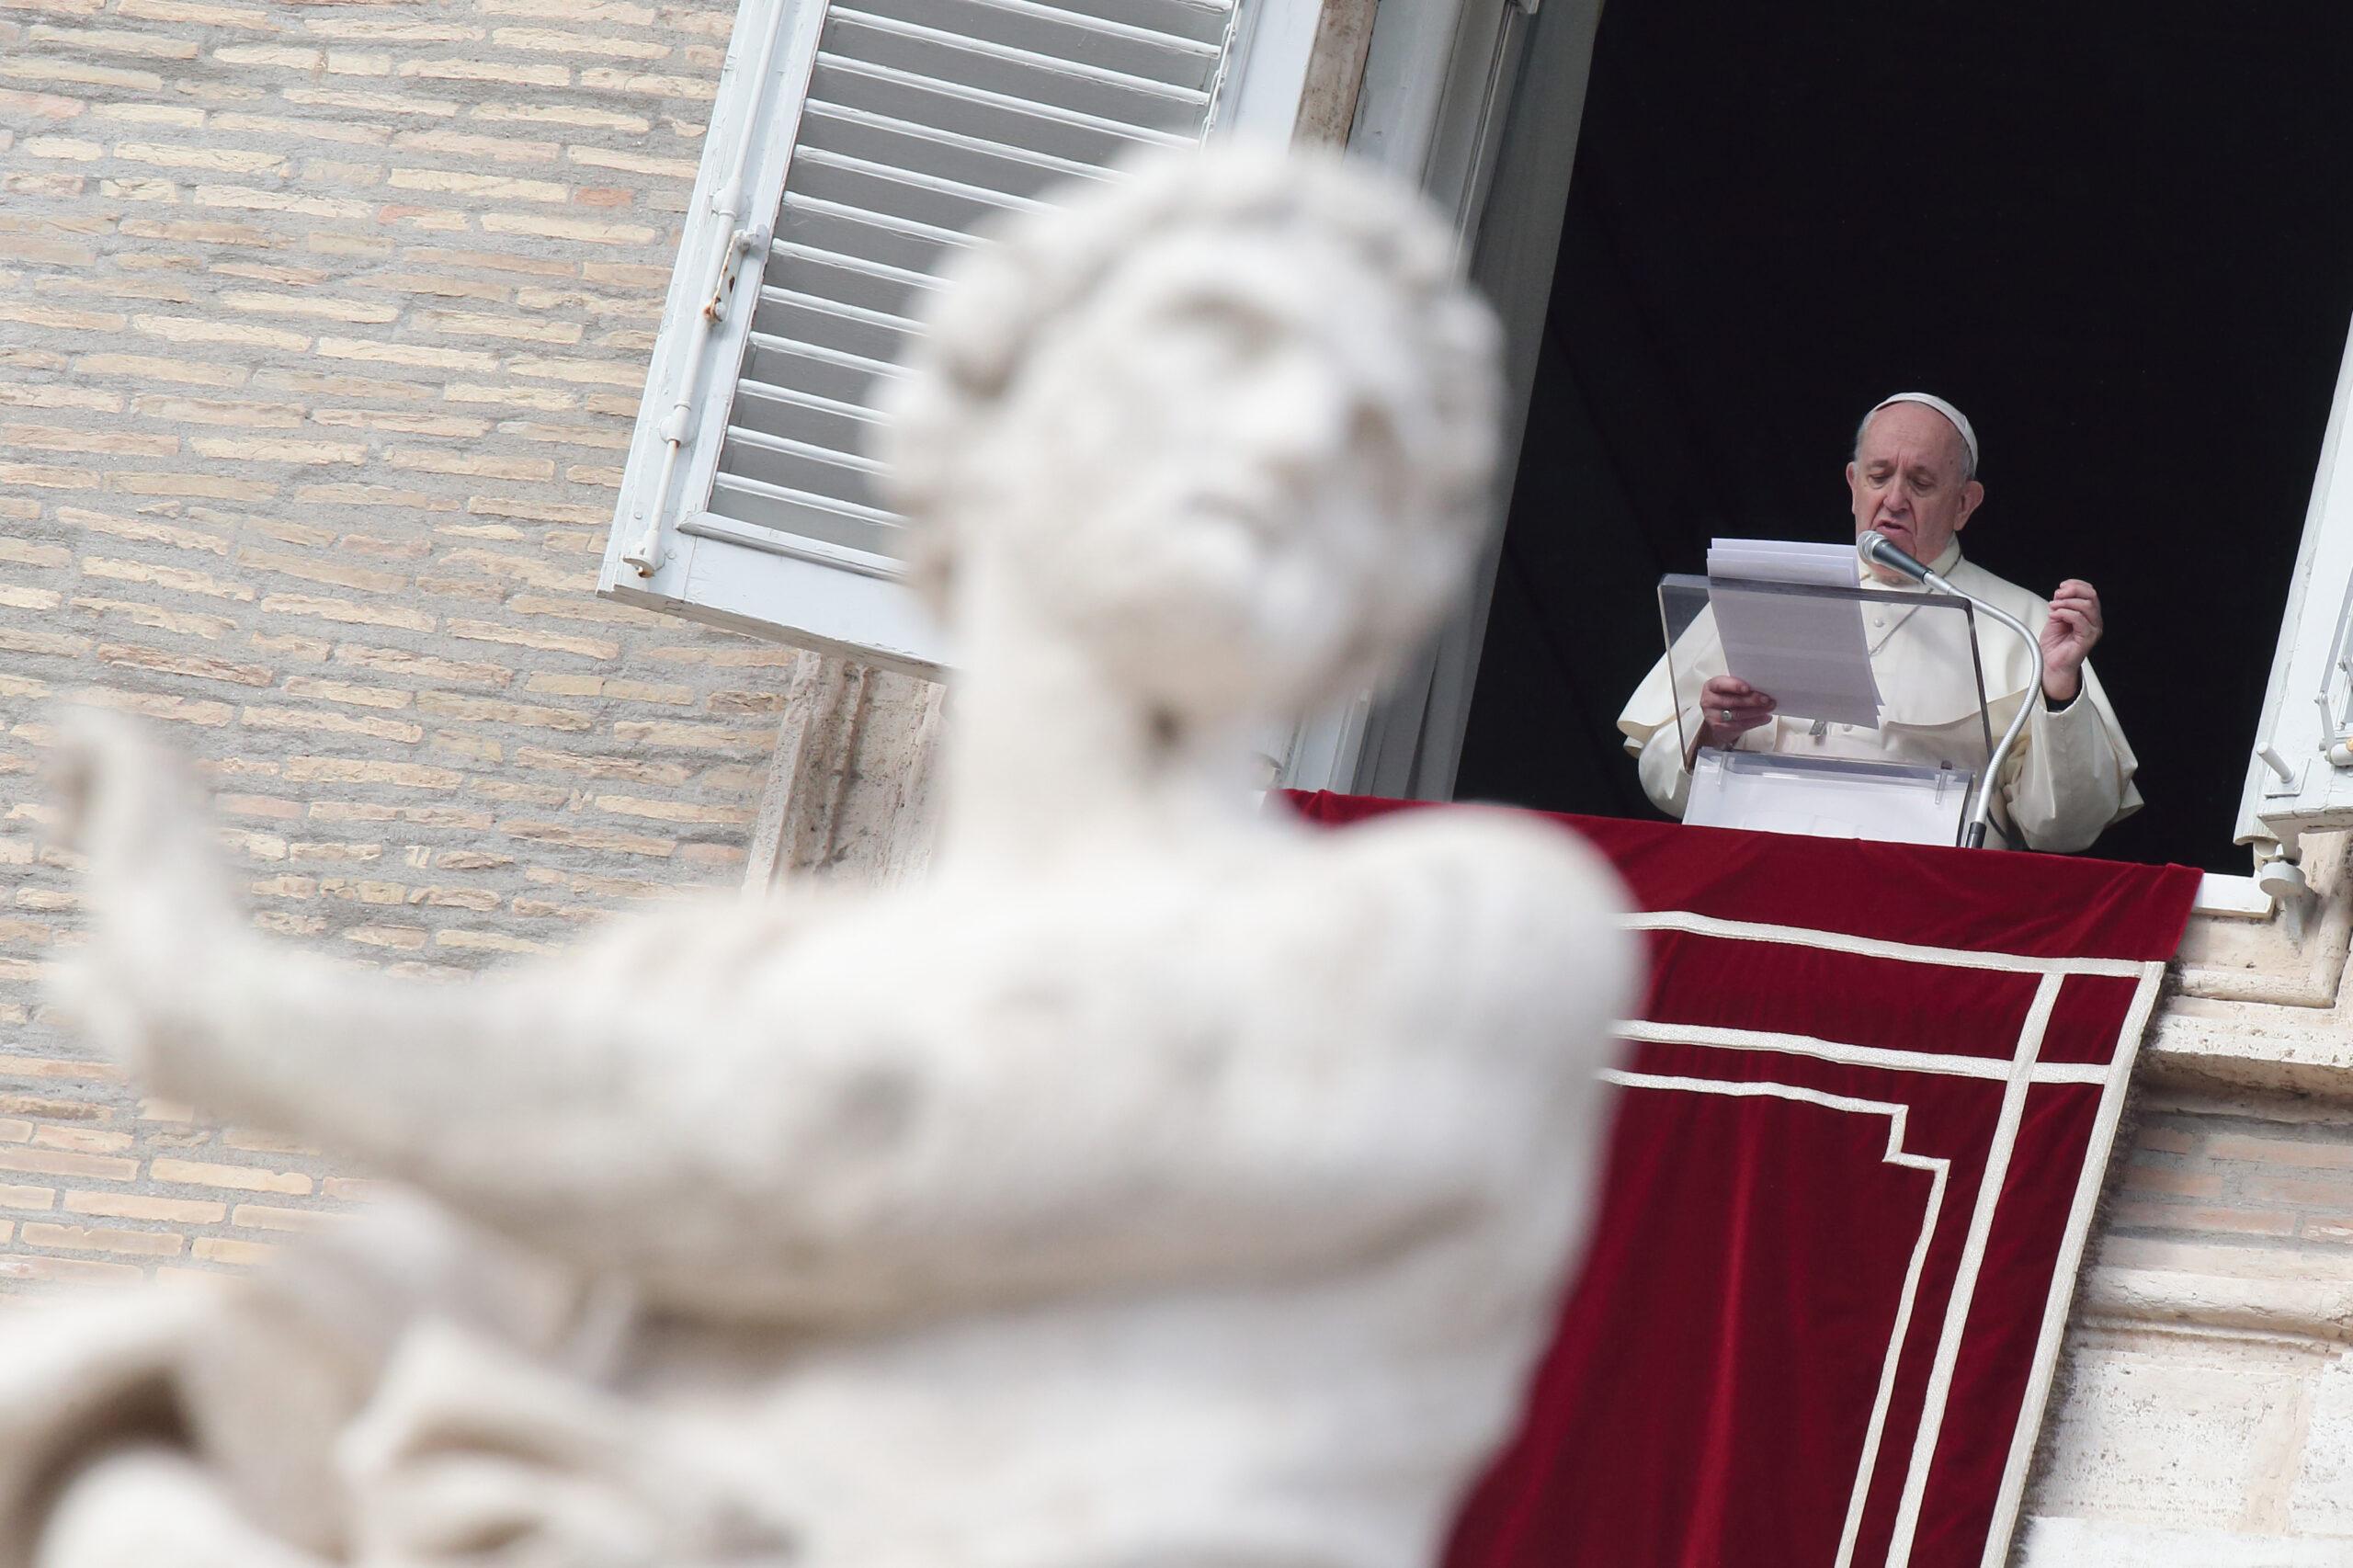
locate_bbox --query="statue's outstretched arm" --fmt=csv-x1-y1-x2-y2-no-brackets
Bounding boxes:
54,712,1609,1321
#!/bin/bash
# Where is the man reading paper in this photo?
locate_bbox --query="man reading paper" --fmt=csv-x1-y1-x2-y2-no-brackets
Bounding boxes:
1616,393,2142,852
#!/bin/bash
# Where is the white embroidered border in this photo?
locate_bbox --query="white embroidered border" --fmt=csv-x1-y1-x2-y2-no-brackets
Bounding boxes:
1608,914,2165,1566
1974,958,2167,1566
1597,1071,1949,1568
1623,909,2147,979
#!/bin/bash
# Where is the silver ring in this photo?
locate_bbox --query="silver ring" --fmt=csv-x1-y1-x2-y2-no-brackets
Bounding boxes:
1719,708,1733,723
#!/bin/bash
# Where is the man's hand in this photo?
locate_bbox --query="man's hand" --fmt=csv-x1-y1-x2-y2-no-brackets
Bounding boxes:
1695,675,1775,753
2040,579,2102,704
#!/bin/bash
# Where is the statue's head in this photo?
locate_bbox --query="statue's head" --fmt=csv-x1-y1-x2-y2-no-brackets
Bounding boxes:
877,146,1503,727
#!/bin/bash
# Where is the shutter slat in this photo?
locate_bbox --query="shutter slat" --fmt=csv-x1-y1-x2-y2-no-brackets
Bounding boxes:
811,53,1191,158
846,0,1222,89
825,9,1210,133
800,98,1115,196
701,0,1234,569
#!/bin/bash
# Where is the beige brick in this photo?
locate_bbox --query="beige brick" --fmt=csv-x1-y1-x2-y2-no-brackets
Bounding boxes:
312,409,490,438
0,301,128,335
563,144,699,180
0,85,84,120
613,720,770,751
389,167,568,203
65,1190,225,1224
304,18,484,42
344,924,429,950
420,309,583,346
5,424,174,460
444,619,619,660
0,1146,138,1183
286,842,383,863
20,1221,186,1258
240,705,425,744
391,128,558,165
219,290,400,324
117,0,269,26
480,211,657,245
150,1158,311,1196
99,176,179,201
0,538,71,571
118,141,287,175
76,352,247,389
492,27,671,58
0,57,162,91
192,1235,277,1267
281,756,462,790
320,878,408,906
259,593,435,634
415,691,593,732
132,313,310,352
333,643,513,687
324,50,390,75
315,336,497,372
212,42,321,69
71,596,237,641
80,556,256,602
410,885,501,912
483,0,657,22
210,110,390,148
0,1186,55,1212
577,66,714,100
445,384,582,414
191,183,373,221
281,85,460,119
188,435,367,466
0,585,64,613
128,394,302,430
91,101,206,127
294,482,460,512
436,928,563,956
595,795,752,826
506,354,643,386
231,1203,348,1233
0,384,121,418
470,100,649,134
400,56,568,87
79,687,236,726
0,1254,142,1285
279,676,412,711
107,471,278,504
98,645,275,687
498,820,674,857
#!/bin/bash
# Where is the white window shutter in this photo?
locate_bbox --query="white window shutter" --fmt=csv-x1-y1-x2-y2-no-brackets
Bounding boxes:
2238,312,2353,858
599,0,1334,676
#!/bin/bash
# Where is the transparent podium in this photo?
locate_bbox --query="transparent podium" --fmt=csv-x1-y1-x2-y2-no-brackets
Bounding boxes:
1658,574,1996,848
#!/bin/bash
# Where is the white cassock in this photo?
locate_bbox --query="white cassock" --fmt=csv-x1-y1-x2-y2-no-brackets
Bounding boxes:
1616,541,2143,853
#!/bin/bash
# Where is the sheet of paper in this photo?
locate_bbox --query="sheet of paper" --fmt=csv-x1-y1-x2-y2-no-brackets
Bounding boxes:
1706,539,1882,729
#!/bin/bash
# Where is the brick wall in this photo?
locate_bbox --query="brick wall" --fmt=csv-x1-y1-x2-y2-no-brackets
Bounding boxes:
2112,1087,2353,1251
0,0,783,1294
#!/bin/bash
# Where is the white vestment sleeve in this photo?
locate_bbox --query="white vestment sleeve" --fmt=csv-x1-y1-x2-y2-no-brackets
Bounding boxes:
1997,687,2134,854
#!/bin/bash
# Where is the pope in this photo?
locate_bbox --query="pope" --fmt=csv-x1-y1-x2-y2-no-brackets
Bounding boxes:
1616,393,2141,852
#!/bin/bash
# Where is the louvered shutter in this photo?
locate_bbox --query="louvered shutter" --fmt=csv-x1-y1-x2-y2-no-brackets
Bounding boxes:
600,0,1332,675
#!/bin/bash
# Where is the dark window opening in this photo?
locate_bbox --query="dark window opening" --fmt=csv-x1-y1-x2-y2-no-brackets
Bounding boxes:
1453,0,2353,872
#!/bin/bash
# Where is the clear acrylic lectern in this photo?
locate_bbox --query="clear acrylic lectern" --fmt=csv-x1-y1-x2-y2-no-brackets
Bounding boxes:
1657,574,1996,847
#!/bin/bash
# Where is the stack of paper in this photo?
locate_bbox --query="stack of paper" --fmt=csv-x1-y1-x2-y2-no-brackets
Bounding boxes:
1705,538,1881,729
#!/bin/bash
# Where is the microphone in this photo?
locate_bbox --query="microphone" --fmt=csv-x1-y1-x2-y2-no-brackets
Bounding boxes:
1854,529,2039,850
1857,529,1932,584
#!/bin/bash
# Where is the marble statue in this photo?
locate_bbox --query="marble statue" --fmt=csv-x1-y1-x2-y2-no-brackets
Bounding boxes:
2,146,1635,1568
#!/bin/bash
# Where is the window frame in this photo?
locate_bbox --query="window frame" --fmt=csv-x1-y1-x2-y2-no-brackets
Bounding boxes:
597,0,1341,679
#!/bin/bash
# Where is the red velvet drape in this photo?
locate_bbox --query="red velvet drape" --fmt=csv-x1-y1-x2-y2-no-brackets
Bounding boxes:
1283,793,2200,1568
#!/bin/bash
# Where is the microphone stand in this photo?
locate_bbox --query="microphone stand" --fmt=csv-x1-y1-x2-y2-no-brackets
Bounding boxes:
1858,533,2039,850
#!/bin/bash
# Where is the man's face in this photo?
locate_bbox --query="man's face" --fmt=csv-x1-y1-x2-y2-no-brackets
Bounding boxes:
1847,402,1984,581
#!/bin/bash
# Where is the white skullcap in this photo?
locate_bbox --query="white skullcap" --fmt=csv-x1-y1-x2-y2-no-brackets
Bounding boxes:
1870,392,1978,474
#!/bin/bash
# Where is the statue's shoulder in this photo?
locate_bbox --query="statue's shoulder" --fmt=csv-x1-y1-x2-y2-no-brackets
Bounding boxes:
1290,807,1625,942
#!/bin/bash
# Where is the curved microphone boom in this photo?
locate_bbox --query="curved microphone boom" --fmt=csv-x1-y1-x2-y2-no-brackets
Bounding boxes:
1856,530,2039,851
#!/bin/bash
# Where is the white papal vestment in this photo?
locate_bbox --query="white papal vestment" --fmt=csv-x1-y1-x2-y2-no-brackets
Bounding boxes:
1616,542,2142,853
